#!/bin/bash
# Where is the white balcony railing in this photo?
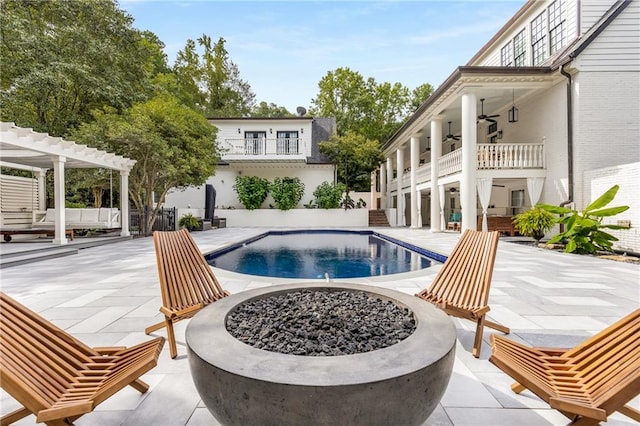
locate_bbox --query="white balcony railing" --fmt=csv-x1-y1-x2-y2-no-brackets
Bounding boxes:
391,143,545,187
222,138,307,158
476,143,545,169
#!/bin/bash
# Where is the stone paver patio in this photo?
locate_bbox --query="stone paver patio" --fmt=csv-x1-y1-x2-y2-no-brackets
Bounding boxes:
1,227,638,426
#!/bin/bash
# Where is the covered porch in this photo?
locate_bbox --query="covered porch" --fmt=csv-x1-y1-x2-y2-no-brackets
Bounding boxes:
0,122,136,245
378,66,567,232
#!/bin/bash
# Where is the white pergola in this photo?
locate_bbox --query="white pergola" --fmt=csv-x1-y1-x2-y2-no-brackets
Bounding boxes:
0,122,137,245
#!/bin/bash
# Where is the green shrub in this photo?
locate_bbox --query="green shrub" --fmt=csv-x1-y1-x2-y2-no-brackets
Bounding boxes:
512,207,555,242
313,182,345,209
340,193,367,209
233,176,270,210
179,213,200,231
538,185,630,254
270,177,305,210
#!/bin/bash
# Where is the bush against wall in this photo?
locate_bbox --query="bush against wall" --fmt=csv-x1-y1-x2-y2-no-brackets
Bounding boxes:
312,181,346,209
233,176,270,210
270,177,305,210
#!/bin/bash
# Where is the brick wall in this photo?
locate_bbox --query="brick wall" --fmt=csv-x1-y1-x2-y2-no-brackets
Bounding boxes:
583,162,640,254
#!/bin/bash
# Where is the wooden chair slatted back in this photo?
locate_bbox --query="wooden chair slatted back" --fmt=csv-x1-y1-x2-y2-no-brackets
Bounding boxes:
154,229,226,312
90,339,163,405
491,309,640,419
1,292,165,424
563,310,640,402
0,292,96,408
419,230,499,310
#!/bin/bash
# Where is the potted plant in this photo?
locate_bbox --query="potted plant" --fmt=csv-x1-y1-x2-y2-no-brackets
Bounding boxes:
179,213,200,232
512,206,555,242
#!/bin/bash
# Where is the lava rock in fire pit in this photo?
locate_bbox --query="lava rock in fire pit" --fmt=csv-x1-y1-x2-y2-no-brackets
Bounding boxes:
226,289,416,356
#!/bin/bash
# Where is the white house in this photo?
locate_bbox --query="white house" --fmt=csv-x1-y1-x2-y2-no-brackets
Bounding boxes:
377,0,639,253
164,116,340,224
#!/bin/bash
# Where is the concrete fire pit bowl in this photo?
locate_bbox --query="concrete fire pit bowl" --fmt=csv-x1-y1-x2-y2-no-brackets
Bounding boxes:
186,282,456,426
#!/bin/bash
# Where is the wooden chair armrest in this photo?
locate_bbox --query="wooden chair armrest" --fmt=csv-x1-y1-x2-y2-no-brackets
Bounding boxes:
549,396,608,422
160,302,204,318
37,402,94,423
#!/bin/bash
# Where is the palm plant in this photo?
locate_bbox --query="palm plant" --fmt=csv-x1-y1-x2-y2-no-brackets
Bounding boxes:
538,185,629,254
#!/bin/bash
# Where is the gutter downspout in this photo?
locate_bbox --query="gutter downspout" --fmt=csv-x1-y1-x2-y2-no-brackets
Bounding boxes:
560,64,574,214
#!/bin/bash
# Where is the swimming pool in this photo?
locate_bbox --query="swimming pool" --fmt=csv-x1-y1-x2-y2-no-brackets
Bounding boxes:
205,230,444,279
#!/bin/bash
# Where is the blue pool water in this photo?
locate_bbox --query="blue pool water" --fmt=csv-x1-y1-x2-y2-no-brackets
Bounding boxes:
206,230,443,279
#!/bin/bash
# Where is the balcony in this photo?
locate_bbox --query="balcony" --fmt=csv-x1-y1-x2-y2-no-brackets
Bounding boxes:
391,142,545,187
221,138,308,162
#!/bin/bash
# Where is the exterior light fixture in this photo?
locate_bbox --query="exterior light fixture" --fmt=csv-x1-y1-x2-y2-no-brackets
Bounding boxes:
497,130,503,139
269,128,273,134
449,187,457,193
301,128,304,134
238,128,241,134
425,136,431,152
508,89,519,123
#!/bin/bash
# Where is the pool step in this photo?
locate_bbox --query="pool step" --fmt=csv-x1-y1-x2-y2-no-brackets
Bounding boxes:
368,210,390,227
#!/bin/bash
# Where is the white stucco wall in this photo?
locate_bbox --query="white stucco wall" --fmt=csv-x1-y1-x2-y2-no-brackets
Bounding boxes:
221,209,368,228
164,164,335,211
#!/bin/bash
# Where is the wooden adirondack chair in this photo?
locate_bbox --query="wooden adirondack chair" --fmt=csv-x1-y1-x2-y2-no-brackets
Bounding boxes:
145,229,229,359
490,309,640,426
416,229,509,357
0,292,164,426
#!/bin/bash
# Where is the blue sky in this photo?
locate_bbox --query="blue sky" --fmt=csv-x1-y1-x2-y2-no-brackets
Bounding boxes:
119,0,526,113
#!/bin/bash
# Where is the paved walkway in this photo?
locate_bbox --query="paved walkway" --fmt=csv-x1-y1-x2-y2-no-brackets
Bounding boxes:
1,227,638,426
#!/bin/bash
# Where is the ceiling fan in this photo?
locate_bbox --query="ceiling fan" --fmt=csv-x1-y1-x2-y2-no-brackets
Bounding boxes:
477,98,500,124
444,121,459,141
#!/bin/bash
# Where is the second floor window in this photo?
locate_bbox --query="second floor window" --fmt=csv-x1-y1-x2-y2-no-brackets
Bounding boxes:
276,131,299,154
501,43,514,66
531,11,547,65
514,29,527,66
548,0,566,54
244,131,266,155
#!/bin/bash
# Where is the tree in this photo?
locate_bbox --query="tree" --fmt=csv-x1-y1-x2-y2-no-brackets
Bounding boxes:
251,101,294,117
310,68,369,137
70,95,219,235
409,83,435,111
0,0,158,136
319,131,383,193
173,35,255,117
310,67,428,144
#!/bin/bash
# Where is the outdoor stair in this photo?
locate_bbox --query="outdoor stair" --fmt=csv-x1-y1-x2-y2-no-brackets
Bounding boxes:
369,210,390,227
0,235,132,269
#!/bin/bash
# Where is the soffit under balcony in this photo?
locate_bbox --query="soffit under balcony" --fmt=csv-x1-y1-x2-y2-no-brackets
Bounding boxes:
383,66,561,154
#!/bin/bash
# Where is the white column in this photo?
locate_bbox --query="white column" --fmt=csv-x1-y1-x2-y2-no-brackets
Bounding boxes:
37,169,47,211
430,116,443,232
461,92,478,231
416,189,423,227
396,146,405,226
52,156,67,245
369,172,375,209
439,184,446,232
410,135,420,228
386,157,393,210
380,162,387,209
120,171,130,237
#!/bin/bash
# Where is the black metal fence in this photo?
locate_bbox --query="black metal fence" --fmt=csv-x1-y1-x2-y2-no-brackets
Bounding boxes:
129,207,176,237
